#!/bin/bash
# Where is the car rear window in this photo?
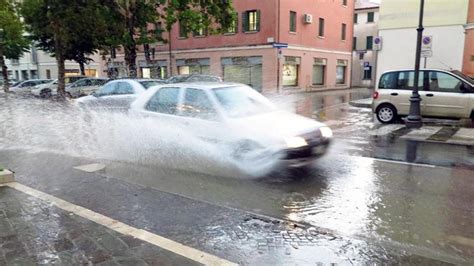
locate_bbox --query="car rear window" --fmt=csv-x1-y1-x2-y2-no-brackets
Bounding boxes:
378,72,397,89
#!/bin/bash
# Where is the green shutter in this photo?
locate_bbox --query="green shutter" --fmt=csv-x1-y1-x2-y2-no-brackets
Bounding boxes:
256,10,261,32
242,11,248,32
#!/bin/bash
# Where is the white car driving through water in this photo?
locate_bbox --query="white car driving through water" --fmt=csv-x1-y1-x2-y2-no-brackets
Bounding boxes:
130,83,333,172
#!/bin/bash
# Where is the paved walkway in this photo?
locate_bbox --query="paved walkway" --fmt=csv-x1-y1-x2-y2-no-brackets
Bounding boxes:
0,186,199,265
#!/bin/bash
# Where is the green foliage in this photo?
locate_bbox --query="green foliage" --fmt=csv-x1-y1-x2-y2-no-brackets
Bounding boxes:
0,0,30,60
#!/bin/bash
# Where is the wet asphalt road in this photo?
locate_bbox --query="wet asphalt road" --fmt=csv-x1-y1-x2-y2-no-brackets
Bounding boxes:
1,91,474,264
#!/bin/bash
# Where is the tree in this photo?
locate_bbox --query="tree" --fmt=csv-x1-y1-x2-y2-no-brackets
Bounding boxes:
0,0,30,93
107,0,236,78
21,0,111,98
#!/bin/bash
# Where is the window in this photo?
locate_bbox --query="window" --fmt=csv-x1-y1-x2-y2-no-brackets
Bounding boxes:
363,67,372,80
359,52,364,60
428,71,462,92
341,23,346,41
353,37,357,50
396,71,424,90
336,60,348,85
225,13,238,34
243,10,260,32
46,69,51,79
379,72,397,89
179,22,187,38
115,82,134,95
181,88,216,120
312,58,326,86
318,18,325,37
283,56,300,86
354,13,358,24
290,11,297,32
146,87,180,114
367,12,374,23
342,0,347,6
366,36,373,50
193,23,208,37
96,82,116,96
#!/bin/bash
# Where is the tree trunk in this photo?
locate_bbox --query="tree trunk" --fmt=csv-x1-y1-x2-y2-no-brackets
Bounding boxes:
56,52,66,98
124,14,137,78
0,54,9,93
79,61,85,76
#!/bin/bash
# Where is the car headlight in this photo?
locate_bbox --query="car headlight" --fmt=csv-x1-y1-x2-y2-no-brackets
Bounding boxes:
285,136,308,148
320,127,333,138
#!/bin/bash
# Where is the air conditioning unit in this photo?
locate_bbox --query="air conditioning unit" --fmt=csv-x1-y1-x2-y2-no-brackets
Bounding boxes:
304,14,313,24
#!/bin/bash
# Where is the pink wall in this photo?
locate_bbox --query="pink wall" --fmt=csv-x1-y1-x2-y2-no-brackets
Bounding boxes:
278,0,354,53
463,0,474,76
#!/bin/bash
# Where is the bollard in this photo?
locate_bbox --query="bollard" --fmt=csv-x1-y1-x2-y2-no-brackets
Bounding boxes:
0,169,15,184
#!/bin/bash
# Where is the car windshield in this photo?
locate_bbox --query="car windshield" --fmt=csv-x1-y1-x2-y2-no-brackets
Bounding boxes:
213,86,276,118
451,70,474,85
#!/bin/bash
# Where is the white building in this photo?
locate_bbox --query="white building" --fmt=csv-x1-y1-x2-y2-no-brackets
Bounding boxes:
352,0,379,88
376,0,474,82
5,46,103,81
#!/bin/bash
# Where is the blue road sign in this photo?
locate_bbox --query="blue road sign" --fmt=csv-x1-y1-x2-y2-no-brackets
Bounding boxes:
272,43,288,48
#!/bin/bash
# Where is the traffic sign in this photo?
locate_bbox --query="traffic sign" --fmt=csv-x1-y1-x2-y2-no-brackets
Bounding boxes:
272,42,288,48
422,36,432,51
421,50,432,58
373,36,382,51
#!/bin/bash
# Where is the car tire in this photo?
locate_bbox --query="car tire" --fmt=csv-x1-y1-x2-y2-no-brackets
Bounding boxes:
40,89,52,99
376,104,398,124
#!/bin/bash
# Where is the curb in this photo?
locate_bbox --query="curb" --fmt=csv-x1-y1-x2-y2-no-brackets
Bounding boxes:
0,169,15,184
349,98,372,108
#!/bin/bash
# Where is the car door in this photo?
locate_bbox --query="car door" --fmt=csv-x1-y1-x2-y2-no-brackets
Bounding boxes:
422,71,471,118
391,71,425,116
140,87,184,127
100,81,137,109
177,88,226,143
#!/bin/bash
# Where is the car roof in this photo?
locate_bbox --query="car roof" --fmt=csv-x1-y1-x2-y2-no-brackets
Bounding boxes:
150,82,244,90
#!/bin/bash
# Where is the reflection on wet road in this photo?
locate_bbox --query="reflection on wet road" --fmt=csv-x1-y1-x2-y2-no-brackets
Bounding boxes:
1,91,473,263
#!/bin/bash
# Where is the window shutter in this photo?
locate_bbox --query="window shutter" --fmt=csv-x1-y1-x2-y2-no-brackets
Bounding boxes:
256,10,261,31
242,11,248,32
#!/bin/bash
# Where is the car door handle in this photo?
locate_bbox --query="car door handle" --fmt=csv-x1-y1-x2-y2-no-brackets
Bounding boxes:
390,93,398,96
426,93,434,97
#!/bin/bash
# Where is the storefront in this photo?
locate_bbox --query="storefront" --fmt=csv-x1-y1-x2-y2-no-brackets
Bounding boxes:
176,58,210,75
282,56,301,87
139,60,168,79
221,56,262,91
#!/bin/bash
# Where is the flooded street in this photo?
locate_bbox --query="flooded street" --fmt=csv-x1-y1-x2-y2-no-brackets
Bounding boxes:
1,91,473,264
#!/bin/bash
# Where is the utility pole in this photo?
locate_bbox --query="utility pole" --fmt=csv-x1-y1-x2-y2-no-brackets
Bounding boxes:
406,0,424,129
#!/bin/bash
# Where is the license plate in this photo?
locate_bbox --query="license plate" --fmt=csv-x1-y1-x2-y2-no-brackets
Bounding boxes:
312,146,326,154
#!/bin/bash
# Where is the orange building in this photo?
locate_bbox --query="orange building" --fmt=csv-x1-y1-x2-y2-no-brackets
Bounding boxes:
463,0,474,77
106,0,355,93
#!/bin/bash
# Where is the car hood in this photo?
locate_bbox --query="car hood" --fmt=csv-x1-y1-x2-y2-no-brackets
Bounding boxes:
229,110,327,142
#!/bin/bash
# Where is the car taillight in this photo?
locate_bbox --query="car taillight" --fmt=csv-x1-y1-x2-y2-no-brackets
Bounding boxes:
373,91,379,99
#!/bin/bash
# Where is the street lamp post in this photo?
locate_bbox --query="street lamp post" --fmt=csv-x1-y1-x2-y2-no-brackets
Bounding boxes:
406,0,425,129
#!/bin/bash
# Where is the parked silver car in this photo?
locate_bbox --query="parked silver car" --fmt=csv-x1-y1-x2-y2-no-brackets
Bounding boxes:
373,69,474,123
32,78,109,98
10,79,53,93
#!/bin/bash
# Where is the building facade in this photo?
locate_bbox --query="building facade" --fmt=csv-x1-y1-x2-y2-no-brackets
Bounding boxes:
376,0,474,83
5,47,103,81
106,0,355,93
351,0,379,88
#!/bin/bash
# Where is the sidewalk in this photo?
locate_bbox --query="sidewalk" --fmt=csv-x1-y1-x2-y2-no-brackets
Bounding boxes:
0,185,198,265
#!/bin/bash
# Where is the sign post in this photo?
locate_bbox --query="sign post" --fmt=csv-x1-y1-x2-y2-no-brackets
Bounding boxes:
273,43,288,93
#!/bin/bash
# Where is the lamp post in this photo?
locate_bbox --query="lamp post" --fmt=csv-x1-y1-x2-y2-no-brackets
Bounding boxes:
406,0,425,129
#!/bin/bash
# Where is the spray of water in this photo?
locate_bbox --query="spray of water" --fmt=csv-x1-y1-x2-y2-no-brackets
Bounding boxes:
0,94,282,178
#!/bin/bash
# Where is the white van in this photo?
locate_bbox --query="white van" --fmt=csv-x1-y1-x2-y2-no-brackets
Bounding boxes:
373,69,474,123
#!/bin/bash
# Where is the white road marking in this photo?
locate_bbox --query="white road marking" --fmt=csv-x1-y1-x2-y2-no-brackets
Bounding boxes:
73,163,106,173
370,158,437,168
400,126,442,141
4,182,237,266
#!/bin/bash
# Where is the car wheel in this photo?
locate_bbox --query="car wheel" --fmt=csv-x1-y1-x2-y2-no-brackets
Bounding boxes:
40,90,52,98
376,104,398,123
